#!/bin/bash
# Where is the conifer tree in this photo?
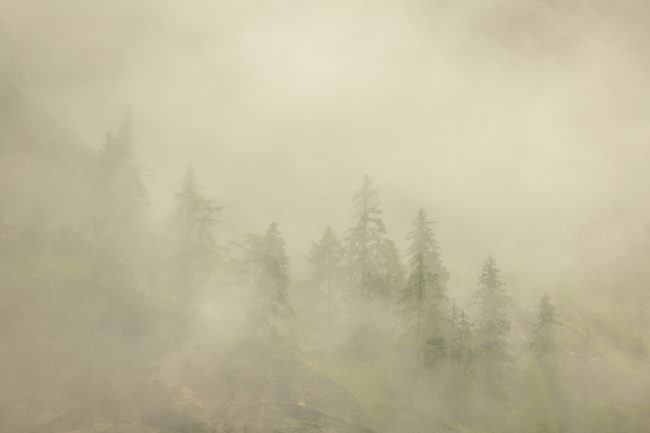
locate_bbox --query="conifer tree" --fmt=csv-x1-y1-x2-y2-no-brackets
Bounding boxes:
442,301,477,423
448,302,475,368
308,226,344,330
408,207,449,292
402,207,447,343
522,294,563,433
380,238,405,299
472,255,512,391
93,114,147,255
345,175,402,300
533,293,563,405
245,222,292,335
172,167,220,293
532,293,559,362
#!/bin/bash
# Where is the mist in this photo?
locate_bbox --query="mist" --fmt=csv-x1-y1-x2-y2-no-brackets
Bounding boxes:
1,1,650,432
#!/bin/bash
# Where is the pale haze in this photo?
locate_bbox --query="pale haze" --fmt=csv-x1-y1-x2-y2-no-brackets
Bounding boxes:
1,1,650,432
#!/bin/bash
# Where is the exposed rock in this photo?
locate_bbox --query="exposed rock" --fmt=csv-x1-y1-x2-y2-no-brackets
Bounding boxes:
30,340,375,433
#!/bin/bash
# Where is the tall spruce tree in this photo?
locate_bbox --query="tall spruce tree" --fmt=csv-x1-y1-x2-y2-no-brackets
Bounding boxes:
380,238,405,299
409,207,449,293
532,293,563,408
245,222,291,335
472,255,512,391
523,294,563,433
448,301,475,368
345,175,402,300
93,114,147,256
308,226,344,331
172,168,220,293
441,301,477,424
532,293,559,362
402,207,447,343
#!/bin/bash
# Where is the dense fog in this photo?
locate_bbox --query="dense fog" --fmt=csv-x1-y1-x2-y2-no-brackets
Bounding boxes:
1,1,650,432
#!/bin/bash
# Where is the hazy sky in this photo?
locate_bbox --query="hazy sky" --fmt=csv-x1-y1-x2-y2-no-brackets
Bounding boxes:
3,0,650,300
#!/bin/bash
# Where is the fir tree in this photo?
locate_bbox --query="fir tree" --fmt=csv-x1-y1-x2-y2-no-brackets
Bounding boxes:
402,207,447,343
93,113,147,256
380,238,405,299
442,301,477,423
448,301,475,368
522,295,563,433
308,226,344,331
532,293,559,361
345,175,402,300
245,222,292,335
172,167,220,293
472,255,512,392
408,207,449,292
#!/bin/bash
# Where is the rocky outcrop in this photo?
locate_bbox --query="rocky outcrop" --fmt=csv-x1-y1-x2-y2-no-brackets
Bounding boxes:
30,340,375,433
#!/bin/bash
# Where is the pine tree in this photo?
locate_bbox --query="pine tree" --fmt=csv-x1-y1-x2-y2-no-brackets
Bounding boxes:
532,293,559,361
93,114,147,256
308,226,344,331
245,222,292,335
533,293,563,414
522,294,563,433
472,255,512,392
448,301,475,368
408,207,449,292
345,175,402,300
402,207,447,343
442,301,477,423
171,167,220,293
380,238,405,299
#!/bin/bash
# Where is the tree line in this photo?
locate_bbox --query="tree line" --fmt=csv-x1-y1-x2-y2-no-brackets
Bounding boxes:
86,115,635,433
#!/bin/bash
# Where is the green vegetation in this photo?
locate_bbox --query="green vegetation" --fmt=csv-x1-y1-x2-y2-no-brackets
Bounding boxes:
1,85,650,433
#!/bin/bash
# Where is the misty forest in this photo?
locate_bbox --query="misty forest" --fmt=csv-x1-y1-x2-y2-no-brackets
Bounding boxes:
2,1,650,433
